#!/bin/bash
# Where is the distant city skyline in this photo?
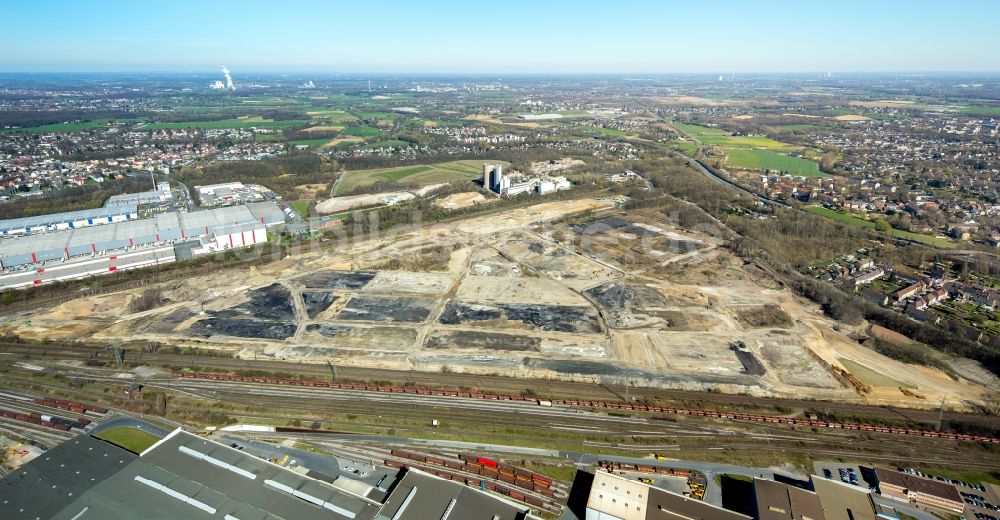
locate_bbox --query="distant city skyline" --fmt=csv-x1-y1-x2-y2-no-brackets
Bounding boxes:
2,0,999,73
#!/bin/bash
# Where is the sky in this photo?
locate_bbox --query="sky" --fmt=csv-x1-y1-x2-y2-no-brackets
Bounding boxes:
2,0,999,74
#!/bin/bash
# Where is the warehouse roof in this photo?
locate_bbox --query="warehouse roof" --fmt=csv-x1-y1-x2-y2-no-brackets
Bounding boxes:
0,204,137,231
586,471,751,520
52,429,381,520
0,436,137,520
873,467,961,502
375,468,528,520
811,477,879,520
586,470,647,520
0,202,284,266
754,478,825,520
646,484,752,520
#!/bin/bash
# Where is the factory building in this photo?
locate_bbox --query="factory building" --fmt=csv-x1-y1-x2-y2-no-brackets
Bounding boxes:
0,428,529,520
105,182,174,208
482,163,571,197
0,202,285,289
754,478,824,520
584,471,896,520
0,204,139,237
873,467,964,514
209,222,269,251
585,470,751,520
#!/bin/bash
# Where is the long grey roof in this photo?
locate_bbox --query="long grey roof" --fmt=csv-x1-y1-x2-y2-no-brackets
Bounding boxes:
0,436,137,520
376,468,528,520
0,204,138,233
52,429,382,520
0,202,284,267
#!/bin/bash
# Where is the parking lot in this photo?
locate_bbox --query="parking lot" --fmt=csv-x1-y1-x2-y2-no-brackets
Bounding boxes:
813,461,874,492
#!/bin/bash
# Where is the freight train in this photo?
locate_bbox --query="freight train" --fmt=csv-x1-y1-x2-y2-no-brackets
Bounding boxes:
388,449,556,497
0,407,90,431
385,450,557,510
171,370,1000,444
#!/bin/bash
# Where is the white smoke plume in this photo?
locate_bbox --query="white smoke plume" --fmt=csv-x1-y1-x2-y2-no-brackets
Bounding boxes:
222,66,234,90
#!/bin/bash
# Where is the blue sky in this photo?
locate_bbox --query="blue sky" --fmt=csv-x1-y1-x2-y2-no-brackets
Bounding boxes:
2,0,998,73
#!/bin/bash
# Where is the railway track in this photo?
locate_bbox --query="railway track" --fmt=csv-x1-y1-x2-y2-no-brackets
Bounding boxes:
168,370,1000,445
2,341,997,431
142,376,1000,472
1,364,996,474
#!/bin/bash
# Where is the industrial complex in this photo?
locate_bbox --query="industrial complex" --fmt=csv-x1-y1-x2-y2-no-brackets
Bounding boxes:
482,163,571,197
0,183,286,289
0,428,529,520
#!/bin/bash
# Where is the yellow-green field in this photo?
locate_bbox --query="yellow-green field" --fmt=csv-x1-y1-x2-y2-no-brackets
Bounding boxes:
674,122,828,177
93,427,161,454
335,160,509,195
306,110,358,124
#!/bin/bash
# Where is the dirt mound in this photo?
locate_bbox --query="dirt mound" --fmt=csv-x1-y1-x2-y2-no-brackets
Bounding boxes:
869,324,912,346
434,192,492,210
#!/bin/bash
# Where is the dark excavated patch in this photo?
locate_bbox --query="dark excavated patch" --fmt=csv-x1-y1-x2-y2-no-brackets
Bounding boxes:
305,323,349,338
297,270,376,290
186,283,297,340
188,319,297,340
302,291,338,319
336,295,435,323
437,300,600,333
211,283,296,321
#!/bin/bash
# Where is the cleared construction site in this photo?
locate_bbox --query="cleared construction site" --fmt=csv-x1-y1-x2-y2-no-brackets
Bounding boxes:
1,197,993,407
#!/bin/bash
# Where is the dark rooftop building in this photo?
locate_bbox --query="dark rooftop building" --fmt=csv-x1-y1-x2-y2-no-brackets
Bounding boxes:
2,428,532,520
810,477,881,520
375,468,528,520
49,428,383,520
0,435,137,520
754,478,825,520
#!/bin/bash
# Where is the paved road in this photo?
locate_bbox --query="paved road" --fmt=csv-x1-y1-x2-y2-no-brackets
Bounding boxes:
671,151,792,209
214,433,348,478
176,181,197,212
87,415,172,439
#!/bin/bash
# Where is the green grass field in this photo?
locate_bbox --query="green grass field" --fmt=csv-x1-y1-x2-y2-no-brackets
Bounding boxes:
340,126,384,137
143,117,309,130
805,207,955,248
576,125,626,137
335,159,507,195
306,110,358,123
289,201,311,217
959,105,1000,116
726,149,826,177
352,111,397,121
668,139,698,155
94,427,161,454
675,122,826,176
674,122,787,149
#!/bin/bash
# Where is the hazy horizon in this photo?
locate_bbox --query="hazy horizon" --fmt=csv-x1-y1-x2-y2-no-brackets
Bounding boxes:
3,0,999,74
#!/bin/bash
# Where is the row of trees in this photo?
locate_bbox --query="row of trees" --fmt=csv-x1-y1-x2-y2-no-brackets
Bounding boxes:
178,151,328,201
0,177,153,220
